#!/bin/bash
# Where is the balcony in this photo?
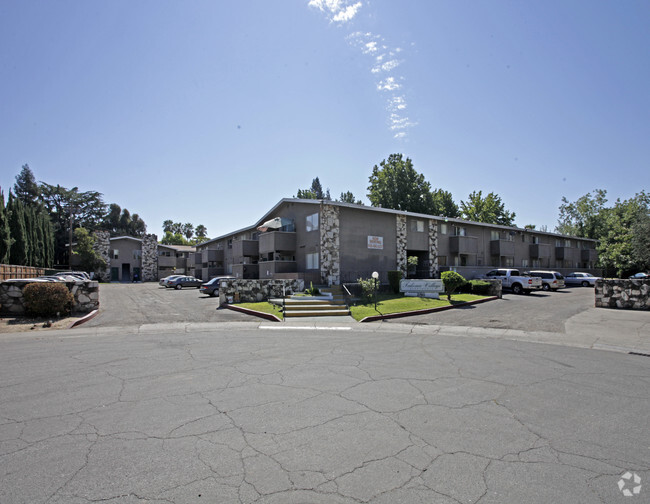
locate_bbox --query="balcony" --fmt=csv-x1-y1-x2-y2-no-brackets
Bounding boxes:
581,248,598,262
258,261,297,279
232,240,259,258
556,246,579,261
529,243,551,259
259,231,297,254
449,235,478,255
158,256,176,268
232,263,259,279
490,239,515,257
201,249,224,263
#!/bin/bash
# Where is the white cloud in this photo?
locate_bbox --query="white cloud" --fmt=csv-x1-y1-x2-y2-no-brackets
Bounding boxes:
389,96,407,111
377,77,401,91
309,0,362,23
371,58,401,73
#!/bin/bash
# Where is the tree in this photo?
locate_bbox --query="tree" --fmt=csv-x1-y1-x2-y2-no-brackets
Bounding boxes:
13,164,39,205
338,191,363,205
160,231,188,246
631,212,650,272
195,224,207,238
441,271,466,301
556,189,608,238
182,223,194,241
7,192,28,265
73,228,106,274
367,154,435,214
296,177,331,200
460,190,516,226
0,189,13,263
431,188,459,217
162,220,175,234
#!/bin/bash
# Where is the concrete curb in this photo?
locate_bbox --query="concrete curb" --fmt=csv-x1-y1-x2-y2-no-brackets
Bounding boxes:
69,309,99,329
224,304,282,322
359,296,499,322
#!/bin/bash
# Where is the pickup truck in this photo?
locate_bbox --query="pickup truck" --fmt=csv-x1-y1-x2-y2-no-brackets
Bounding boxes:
483,269,542,295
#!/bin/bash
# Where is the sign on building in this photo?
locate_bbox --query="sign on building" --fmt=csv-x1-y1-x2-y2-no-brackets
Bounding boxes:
399,279,444,299
367,236,383,250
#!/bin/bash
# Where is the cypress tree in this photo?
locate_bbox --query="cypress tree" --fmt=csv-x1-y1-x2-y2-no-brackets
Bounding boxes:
0,190,12,264
8,192,28,265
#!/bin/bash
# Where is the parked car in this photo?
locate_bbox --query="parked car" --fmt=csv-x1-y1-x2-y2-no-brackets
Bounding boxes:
629,272,649,279
159,275,183,287
483,269,542,295
54,271,91,280
199,276,235,297
167,276,203,289
564,272,600,287
528,270,566,291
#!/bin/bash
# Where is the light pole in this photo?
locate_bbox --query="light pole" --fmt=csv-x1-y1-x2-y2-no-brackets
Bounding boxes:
372,271,379,311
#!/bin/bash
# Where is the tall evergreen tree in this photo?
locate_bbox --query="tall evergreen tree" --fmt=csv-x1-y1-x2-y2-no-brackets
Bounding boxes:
13,164,39,205
7,192,28,265
0,190,13,264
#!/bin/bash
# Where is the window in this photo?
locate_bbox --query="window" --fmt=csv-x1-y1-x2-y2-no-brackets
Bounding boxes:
227,239,232,249
453,226,466,236
565,239,572,247
504,257,514,267
505,232,514,242
532,236,539,244
521,259,528,268
439,223,448,235
306,252,319,269
111,249,119,260
556,239,563,247
437,256,446,266
410,220,425,232
532,259,541,268
306,213,319,232
491,230,500,240
133,250,142,260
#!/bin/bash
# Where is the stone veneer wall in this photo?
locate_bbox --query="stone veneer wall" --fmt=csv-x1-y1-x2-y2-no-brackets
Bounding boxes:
219,278,305,304
320,204,340,285
396,215,407,276
595,279,649,310
142,234,158,282
428,219,438,277
0,280,100,315
93,230,111,281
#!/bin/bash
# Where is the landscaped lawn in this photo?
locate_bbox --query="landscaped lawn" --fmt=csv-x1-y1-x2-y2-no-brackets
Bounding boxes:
349,294,488,321
237,301,284,320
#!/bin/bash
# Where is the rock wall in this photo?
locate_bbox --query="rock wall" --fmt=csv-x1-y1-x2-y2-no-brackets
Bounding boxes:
396,215,407,276
320,204,340,286
93,230,111,281
219,278,305,304
0,280,100,315
595,279,649,310
142,234,158,282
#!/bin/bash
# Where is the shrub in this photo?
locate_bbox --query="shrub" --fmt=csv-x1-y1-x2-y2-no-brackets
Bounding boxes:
441,271,467,301
387,270,403,294
22,282,74,317
304,282,321,296
357,277,378,302
470,280,491,295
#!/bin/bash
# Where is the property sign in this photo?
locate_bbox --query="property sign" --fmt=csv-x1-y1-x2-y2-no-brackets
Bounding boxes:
367,236,384,250
400,279,444,299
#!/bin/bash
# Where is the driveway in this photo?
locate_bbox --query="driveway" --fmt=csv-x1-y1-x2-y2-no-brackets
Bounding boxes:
83,282,252,327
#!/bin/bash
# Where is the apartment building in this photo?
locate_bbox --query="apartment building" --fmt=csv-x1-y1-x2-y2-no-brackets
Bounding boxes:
194,199,599,284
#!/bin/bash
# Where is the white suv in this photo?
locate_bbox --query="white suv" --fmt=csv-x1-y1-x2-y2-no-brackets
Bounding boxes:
528,270,566,291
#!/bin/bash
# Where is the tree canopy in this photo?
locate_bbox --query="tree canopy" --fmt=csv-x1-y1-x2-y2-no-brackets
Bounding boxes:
460,190,516,226
296,177,331,200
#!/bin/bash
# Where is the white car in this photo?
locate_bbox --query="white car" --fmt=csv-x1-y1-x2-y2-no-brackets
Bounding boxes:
528,270,566,291
564,272,600,287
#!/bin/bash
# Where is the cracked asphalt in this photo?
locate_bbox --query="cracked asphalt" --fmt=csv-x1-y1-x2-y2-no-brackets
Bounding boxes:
1,319,649,503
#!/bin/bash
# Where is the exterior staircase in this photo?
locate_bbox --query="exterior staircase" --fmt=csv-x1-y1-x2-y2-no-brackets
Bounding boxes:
283,285,350,318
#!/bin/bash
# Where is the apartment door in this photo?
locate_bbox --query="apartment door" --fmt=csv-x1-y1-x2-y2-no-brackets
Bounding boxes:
121,263,131,282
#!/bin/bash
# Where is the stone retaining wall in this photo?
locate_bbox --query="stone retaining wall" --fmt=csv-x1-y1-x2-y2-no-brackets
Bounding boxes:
595,279,649,310
483,279,503,299
219,279,305,305
0,280,100,315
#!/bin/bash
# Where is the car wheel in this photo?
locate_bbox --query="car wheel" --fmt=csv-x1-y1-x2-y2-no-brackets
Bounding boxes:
582,281,590,287
542,283,550,291
512,283,522,295
210,291,218,297
175,284,182,290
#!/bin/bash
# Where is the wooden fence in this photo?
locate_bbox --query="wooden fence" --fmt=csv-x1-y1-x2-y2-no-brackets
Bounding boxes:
0,264,46,281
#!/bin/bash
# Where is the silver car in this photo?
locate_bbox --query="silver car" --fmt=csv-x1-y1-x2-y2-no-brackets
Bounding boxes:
564,272,600,287
528,270,566,291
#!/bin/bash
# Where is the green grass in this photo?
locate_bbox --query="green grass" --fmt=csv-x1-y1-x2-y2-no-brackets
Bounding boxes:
237,302,284,320
349,293,488,321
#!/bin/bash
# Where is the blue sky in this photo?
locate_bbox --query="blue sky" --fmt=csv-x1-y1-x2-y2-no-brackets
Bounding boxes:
1,0,648,239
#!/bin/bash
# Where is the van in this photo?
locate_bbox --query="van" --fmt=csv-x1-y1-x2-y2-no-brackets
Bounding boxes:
528,270,565,291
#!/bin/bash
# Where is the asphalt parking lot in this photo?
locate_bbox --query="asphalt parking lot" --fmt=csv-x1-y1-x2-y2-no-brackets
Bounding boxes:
85,282,597,333
82,282,253,327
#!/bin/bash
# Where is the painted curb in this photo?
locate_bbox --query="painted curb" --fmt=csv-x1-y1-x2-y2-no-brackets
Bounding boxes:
69,309,100,329
359,296,499,323
224,304,282,322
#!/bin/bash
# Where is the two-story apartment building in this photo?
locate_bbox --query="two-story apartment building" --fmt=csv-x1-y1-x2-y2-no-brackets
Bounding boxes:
194,199,599,284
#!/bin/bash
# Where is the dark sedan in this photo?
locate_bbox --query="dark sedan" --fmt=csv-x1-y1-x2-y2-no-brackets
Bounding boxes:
167,276,203,290
200,276,235,297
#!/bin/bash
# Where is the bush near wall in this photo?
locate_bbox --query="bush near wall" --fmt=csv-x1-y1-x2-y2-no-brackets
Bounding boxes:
22,283,74,316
